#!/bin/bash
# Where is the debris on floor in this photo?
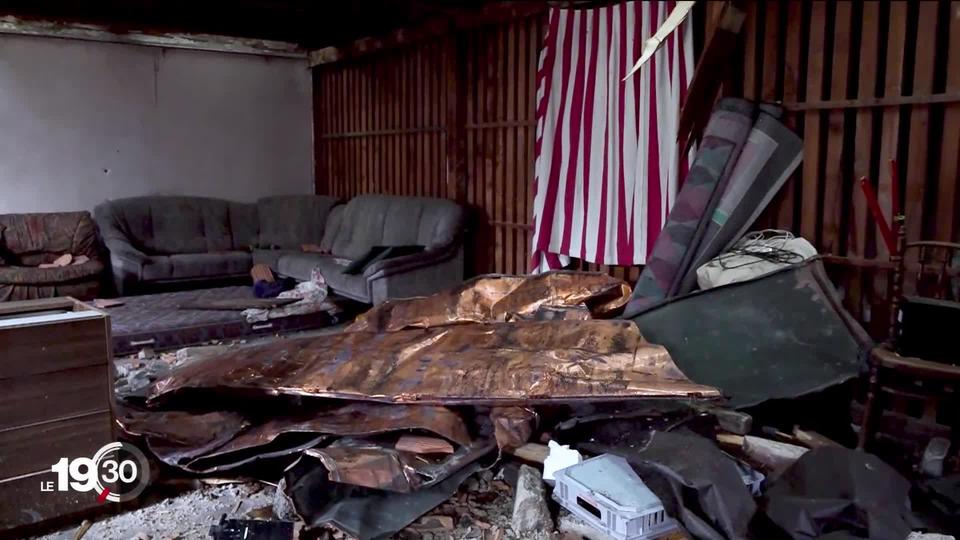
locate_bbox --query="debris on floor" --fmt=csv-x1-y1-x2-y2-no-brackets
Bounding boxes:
28,271,960,540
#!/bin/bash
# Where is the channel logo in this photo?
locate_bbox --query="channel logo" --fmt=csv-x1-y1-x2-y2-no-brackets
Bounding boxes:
41,442,150,503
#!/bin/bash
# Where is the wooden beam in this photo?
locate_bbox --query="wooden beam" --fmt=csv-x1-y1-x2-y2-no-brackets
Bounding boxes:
782,91,960,111
308,1,547,67
0,15,305,58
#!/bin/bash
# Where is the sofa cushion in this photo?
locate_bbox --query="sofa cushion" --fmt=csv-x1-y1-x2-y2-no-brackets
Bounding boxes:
326,195,463,260
142,252,251,282
104,197,234,255
257,195,339,249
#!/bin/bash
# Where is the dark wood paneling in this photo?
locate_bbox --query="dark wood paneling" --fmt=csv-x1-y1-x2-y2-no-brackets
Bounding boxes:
0,365,110,431
0,318,109,380
0,412,112,479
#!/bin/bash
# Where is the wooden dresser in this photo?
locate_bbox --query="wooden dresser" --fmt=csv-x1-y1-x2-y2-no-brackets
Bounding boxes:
0,297,115,533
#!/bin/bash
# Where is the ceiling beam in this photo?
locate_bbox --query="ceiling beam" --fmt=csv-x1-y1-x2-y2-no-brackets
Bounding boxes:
0,15,306,58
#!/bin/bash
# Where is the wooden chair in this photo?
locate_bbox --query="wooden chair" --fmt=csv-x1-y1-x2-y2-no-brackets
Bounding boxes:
857,236,960,453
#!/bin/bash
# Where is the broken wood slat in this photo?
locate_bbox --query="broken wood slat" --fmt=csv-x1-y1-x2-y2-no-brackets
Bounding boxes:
507,443,550,464
936,2,960,243
396,435,455,455
791,427,842,450
800,1,828,243
820,1,853,255
743,435,809,476
904,1,939,247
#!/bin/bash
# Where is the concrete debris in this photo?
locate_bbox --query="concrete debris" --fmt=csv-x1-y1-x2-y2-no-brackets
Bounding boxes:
511,465,554,538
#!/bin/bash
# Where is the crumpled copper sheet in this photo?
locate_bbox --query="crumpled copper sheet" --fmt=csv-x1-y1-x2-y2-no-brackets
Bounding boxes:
118,403,472,472
150,320,720,406
116,408,249,466
308,437,495,493
347,271,631,333
186,403,472,472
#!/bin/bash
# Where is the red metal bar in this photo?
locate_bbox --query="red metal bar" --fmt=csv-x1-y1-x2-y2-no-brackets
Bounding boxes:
860,175,897,254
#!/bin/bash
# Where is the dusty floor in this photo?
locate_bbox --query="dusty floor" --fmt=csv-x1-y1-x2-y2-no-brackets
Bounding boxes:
34,482,276,540
33,472,528,540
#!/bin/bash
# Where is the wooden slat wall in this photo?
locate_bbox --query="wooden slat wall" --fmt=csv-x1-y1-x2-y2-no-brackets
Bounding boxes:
314,1,960,338
314,36,450,200
314,14,543,275
463,17,542,275
745,0,960,336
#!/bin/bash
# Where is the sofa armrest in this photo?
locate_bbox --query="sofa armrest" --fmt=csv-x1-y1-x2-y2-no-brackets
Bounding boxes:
94,204,149,295
362,243,459,280
365,248,464,304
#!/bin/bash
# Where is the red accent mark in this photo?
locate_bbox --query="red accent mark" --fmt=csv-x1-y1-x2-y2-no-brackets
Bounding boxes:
97,488,110,503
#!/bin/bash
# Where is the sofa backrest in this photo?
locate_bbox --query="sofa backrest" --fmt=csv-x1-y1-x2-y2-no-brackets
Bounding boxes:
256,195,339,249
96,196,256,255
324,195,464,260
0,212,99,265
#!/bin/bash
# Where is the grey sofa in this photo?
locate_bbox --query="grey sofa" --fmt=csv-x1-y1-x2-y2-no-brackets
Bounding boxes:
94,194,464,304
275,195,464,305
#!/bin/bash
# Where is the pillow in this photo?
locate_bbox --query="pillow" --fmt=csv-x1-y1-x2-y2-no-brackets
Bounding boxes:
342,245,425,275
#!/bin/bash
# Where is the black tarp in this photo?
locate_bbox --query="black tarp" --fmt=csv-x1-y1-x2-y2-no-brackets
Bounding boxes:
763,447,921,540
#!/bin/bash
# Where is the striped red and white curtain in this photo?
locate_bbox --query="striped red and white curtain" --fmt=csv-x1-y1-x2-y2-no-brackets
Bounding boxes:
531,0,694,272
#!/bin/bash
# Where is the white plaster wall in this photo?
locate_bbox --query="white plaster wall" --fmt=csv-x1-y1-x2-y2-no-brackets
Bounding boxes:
0,35,313,214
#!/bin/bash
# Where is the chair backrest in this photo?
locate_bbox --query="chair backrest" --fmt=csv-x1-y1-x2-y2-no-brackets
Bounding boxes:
892,235,960,361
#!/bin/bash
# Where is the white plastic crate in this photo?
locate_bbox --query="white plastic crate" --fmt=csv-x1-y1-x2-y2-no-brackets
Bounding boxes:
552,454,679,540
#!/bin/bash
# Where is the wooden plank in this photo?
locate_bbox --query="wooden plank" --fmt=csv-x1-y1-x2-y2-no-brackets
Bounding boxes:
494,26,506,274
506,22,518,274
784,91,960,110
484,29,497,274
800,1,828,242
820,1,853,255
775,0,803,230
876,1,908,260
850,1,881,258
742,1,759,100
936,1,960,242
760,0,780,101
904,1,939,244
0,15,305,58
